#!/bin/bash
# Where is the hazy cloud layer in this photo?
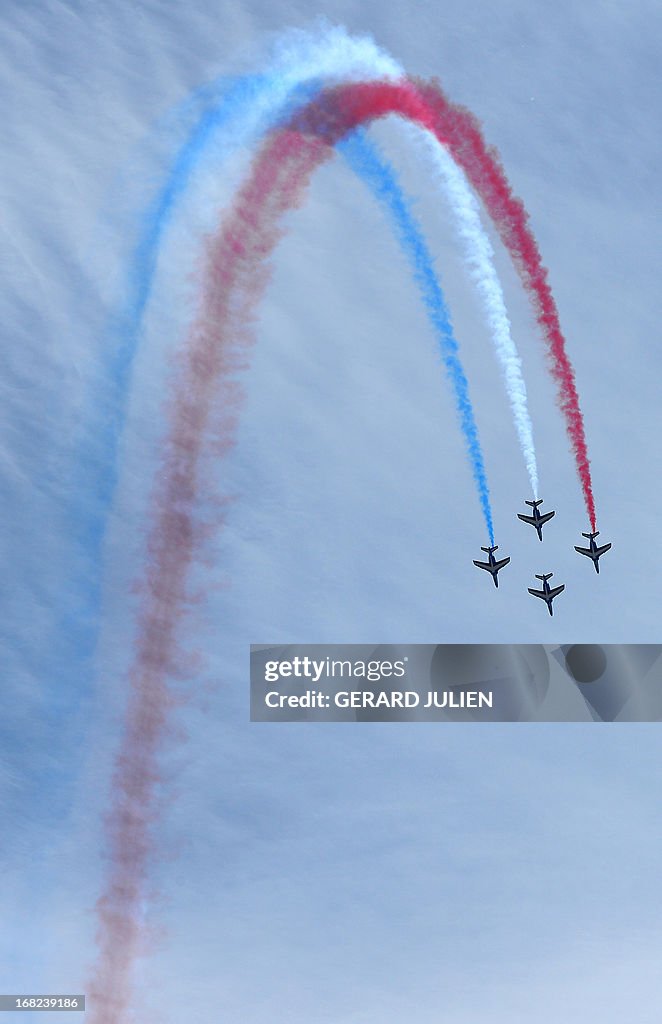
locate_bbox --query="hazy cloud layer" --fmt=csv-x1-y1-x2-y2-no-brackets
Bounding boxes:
1,1,660,1021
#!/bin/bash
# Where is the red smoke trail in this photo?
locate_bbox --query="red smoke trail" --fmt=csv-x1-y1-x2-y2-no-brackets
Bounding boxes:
287,80,596,529
88,130,332,1021
91,75,597,1020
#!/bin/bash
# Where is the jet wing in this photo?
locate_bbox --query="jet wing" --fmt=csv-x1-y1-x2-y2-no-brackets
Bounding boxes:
518,514,536,526
493,557,510,571
538,511,555,526
596,543,612,557
527,587,546,600
548,584,565,599
574,545,592,557
473,560,491,572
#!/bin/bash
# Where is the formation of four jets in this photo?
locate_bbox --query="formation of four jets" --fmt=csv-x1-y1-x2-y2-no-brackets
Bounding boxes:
473,499,612,615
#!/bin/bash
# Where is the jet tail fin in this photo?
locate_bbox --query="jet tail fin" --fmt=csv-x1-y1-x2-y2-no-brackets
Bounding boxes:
582,531,599,539
535,573,553,581
525,499,542,508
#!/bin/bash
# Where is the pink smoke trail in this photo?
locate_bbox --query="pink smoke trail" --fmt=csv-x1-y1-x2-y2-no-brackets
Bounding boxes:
91,74,598,1020
288,79,597,528
88,130,331,1022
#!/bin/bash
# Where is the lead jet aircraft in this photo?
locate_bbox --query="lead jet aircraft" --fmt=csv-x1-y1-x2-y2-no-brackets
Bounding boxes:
574,531,612,573
473,545,511,588
517,499,555,541
528,573,565,616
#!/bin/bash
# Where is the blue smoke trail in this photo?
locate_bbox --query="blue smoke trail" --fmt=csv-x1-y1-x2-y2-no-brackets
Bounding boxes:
75,31,494,684
76,31,401,669
339,130,494,543
74,74,293,677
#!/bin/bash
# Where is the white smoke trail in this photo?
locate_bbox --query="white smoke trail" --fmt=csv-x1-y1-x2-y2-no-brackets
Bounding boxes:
90,26,543,1015
409,127,539,496
161,23,539,498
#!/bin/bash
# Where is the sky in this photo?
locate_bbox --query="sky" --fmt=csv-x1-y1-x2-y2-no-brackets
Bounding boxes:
1,0,661,1021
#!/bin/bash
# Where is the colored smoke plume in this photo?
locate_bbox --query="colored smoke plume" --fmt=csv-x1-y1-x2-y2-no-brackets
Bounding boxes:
89,49,597,1021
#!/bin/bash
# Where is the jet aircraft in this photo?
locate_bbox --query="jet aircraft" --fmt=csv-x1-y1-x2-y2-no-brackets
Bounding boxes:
473,545,511,588
528,573,565,616
517,499,555,541
574,531,612,573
